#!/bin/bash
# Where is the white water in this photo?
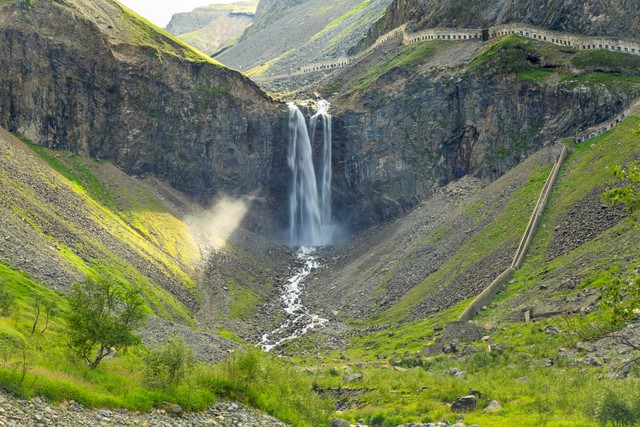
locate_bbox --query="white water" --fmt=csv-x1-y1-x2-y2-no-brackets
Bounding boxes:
287,101,333,246
260,101,334,352
310,100,332,228
260,247,328,352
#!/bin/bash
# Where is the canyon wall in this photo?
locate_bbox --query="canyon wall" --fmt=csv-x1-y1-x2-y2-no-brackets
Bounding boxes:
0,0,288,231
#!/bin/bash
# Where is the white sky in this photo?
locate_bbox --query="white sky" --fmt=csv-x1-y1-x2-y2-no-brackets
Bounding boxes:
118,0,241,28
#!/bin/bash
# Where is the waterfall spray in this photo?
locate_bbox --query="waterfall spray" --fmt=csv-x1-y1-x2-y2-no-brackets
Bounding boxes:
287,101,333,246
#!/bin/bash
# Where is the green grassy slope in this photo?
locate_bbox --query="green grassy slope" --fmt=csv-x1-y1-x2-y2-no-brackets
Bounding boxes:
170,1,258,55
0,131,199,322
0,127,331,425
470,35,640,92
483,117,640,319
0,261,331,425
336,33,640,95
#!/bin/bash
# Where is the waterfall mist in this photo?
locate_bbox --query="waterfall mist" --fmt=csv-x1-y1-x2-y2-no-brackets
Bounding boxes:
287,101,337,246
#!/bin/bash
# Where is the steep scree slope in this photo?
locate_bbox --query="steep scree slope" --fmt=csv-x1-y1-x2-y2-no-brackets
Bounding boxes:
216,0,393,76
0,126,295,348
165,1,257,55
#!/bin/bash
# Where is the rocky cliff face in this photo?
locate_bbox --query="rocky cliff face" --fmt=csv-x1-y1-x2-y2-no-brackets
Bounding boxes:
364,0,640,48
0,0,288,232
326,39,639,230
3,0,639,240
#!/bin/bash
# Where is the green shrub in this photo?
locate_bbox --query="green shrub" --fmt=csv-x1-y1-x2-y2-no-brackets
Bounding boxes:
594,388,636,426
198,348,332,426
369,412,386,426
0,329,25,367
66,278,146,368
0,284,15,316
223,347,263,389
144,337,197,389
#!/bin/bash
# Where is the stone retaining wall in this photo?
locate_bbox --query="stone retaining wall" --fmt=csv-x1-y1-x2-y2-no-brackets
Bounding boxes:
257,22,640,82
576,99,640,143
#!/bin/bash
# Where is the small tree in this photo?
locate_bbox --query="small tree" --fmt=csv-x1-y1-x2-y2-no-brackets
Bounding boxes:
224,347,263,389
18,338,33,386
66,278,146,368
29,292,43,336
600,160,640,325
40,299,57,334
594,389,636,427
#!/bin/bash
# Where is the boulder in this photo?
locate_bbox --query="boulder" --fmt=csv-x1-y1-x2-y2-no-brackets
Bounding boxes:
483,400,502,413
344,373,362,383
162,402,183,416
451,395,477,413
331,418,351,427
454,371,467,379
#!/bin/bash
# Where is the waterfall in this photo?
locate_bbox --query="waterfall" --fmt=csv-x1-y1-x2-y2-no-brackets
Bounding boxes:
287,101,333,246
260,101,334,352
310,100,332,228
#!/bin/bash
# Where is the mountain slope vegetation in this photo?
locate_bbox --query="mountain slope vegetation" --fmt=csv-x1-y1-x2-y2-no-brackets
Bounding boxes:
165,0,258,55
2,0,640,425
282,115,640,427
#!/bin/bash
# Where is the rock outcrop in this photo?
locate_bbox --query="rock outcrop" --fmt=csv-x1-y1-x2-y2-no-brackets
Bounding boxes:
0,0,287,232
327,38,638,231
2,0,639,238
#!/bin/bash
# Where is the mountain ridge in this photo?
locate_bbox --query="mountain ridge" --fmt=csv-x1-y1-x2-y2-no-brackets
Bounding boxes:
165,0,257,55
2,0,640,424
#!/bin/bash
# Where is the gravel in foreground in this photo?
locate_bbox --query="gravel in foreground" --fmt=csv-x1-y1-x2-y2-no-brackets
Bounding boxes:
0,393,289,427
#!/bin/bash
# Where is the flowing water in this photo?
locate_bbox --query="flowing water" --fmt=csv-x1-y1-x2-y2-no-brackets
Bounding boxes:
309,100,332,229
260,101,334,351
260,247,328,352
287,101,333,246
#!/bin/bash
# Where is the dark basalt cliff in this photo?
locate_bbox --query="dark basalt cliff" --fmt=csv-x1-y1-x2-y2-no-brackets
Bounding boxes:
0,0,288,231
328,52,637,230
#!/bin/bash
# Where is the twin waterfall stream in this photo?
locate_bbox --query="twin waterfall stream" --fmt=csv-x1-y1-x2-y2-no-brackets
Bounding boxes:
260,101,333,352
287,100,333,247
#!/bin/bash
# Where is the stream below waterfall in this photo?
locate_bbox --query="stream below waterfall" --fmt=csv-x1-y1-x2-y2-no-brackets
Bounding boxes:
260,247,328,352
